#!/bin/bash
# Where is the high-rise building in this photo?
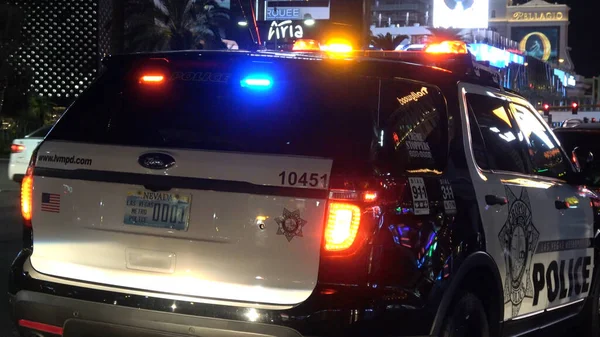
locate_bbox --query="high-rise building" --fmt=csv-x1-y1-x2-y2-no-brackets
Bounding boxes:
6,0,108,103
371,0,432,27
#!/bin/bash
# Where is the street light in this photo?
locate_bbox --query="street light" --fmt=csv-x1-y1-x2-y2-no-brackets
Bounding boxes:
304,14,315,26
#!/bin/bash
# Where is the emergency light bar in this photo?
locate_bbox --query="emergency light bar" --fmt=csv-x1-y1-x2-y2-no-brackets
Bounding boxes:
290,39,502,88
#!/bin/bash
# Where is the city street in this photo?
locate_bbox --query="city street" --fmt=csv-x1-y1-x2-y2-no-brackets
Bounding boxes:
0,159,22,337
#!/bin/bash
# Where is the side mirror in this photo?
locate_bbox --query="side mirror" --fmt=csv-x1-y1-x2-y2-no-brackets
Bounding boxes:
572,147,594,172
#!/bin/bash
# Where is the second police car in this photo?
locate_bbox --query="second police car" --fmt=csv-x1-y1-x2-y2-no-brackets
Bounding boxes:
8,40,600,337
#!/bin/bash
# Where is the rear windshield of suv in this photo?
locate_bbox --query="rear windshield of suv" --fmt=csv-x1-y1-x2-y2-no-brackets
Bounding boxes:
47,57,379,169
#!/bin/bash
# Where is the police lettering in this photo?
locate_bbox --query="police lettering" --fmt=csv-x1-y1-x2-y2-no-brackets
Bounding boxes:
532,256,591,306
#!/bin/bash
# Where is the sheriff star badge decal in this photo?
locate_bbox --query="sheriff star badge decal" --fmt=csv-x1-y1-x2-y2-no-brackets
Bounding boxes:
275,208,307,242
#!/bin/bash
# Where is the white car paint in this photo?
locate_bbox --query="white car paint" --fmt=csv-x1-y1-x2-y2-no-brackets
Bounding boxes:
459,83,595,321
30,141,332,306
8,125,51,182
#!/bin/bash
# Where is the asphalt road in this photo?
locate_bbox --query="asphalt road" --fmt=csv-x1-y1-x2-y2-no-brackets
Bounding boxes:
0,158,581,337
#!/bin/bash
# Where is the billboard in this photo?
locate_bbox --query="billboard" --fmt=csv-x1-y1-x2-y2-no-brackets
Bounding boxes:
265,1,330,21
433,0,489,29
511,26,560,62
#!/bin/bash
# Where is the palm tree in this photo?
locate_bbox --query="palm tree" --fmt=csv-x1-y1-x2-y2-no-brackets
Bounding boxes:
370,33,409,51
123,0,230,52
426,28,465,43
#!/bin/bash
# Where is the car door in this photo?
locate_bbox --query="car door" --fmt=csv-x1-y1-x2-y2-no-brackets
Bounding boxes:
509,101,595,311
459,83,560,320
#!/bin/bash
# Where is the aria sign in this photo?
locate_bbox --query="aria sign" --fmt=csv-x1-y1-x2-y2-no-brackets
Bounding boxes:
512,11,566,22
268,20,304,41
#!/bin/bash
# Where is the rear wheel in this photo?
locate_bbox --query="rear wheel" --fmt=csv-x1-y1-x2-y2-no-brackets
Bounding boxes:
441,292,490,337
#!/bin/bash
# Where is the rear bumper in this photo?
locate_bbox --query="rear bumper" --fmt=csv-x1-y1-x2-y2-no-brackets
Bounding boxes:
9,249,434,337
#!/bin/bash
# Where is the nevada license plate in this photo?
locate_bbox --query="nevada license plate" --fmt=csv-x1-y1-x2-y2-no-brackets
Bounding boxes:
124,191,191,231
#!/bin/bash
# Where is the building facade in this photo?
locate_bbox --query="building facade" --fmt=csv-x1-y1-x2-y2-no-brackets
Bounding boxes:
6,0,109,104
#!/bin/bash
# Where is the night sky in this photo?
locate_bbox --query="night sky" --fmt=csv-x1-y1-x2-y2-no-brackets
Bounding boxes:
526,0,600,77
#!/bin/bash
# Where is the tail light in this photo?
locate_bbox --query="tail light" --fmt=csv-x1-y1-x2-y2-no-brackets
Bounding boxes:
21,147,39,228
324,202,361,251
323,188,379,252
21,166,34,228
11,144,25,153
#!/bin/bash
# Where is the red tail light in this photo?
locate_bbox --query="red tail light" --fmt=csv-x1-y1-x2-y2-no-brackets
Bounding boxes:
139,74,165,84
323,187,379,252
11,144,25,153
21,166,34,228
324,202,361,251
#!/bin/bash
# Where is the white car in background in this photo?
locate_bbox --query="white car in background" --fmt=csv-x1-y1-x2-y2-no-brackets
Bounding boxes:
8,125,52,182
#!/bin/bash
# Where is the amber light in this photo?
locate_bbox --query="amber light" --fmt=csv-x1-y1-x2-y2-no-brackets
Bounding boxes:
425,41,468,54
11,144,25,153
363,192,377,202
324,202,361,251
21,167,34,227
140,75,165,84
292,39,321,52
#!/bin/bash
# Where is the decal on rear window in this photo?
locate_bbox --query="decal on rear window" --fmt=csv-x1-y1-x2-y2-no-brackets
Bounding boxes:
275,208,307,242
408,177,429,215
171,72,231,83
37,154,93,166
440,179,457,214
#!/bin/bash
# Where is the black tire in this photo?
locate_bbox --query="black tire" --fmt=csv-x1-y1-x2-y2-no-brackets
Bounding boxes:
441,292,490,337
583,269,600,336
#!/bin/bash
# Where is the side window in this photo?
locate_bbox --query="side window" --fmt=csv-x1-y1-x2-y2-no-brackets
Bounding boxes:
510,103,570,179
466,93,528,174
379,79,448,174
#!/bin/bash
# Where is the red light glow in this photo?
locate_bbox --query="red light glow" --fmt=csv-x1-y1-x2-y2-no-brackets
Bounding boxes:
140,75,165,84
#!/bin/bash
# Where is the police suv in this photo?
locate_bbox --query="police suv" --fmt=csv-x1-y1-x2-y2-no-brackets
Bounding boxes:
9,41,600,337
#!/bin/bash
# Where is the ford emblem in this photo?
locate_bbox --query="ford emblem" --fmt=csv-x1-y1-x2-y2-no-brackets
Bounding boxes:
138,153,176,170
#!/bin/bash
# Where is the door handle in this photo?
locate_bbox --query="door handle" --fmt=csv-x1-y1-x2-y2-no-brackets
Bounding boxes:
485,195,508,206
555,200,570,210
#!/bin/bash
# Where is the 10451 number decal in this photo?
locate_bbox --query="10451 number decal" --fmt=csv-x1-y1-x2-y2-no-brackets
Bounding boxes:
279,171,328,187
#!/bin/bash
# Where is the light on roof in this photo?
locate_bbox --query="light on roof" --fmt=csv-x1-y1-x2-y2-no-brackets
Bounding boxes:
293,39,321,52
321,39,353,54
425,41,468,54
238,21,248,26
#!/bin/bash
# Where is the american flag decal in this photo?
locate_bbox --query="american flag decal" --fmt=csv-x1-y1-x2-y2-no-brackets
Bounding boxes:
41,193,60,213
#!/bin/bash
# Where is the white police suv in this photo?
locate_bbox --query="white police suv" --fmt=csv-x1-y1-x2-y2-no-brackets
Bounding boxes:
8,44,600,337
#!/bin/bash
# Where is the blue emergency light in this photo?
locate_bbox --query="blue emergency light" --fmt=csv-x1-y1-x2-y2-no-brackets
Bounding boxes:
240,75,273,89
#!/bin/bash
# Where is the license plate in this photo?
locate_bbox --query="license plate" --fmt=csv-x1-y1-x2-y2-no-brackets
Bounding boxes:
124,191,191,231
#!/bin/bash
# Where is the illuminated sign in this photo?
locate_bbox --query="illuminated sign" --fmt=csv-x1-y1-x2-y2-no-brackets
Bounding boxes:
267,8,301,20
468,44,525,68
511,11,565,22
554,69,577,88
512,27,559,62
265,2,331,21
433,0,489,29
268,20,304,41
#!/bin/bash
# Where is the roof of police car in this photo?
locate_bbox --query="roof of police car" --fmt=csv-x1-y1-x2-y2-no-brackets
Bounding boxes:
103,49,465,81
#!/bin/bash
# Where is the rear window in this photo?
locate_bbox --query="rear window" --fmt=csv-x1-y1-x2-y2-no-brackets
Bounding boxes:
47,57,379,169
